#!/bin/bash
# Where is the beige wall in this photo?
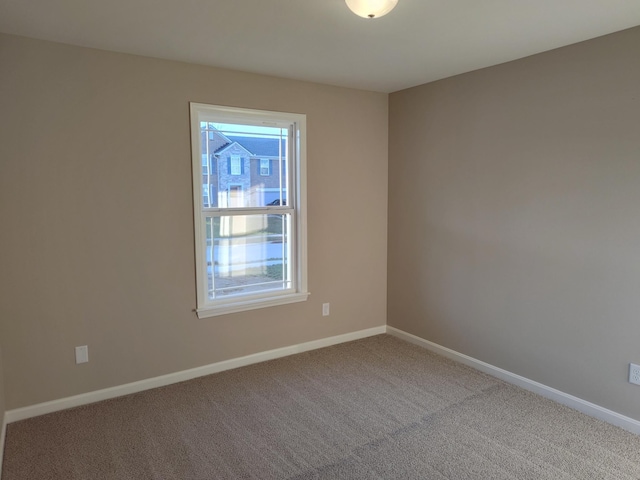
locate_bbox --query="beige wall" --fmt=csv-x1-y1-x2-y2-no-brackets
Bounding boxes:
388,26,640,421
0,34,388,410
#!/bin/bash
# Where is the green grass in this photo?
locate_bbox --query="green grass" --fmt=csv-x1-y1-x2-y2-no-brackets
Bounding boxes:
266,263,285,280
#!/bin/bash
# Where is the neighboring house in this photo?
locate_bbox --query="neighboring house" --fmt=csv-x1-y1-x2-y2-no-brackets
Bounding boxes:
201,126,287,208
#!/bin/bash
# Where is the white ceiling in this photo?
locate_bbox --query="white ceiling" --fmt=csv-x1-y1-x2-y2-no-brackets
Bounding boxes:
1,0,639,93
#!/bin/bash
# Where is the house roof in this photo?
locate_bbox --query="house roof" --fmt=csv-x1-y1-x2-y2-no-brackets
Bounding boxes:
203,129,232,154
227,136,287,158
215,141,252,157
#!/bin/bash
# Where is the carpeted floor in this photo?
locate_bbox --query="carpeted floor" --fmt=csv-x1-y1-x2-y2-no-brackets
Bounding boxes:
3,334,640,479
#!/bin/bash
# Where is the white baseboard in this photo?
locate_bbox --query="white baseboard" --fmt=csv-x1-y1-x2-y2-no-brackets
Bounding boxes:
0,414,6,480
386,326,640,435
6,324,638,439
5,325,386,424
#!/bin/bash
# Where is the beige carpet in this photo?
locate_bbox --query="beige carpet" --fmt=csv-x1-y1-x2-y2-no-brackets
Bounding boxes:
3,335,640,479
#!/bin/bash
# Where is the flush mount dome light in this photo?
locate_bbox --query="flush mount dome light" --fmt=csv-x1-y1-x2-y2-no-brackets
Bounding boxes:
345,0,398,18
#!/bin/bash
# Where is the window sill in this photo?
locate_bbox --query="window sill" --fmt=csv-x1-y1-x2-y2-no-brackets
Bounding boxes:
196,291,310,318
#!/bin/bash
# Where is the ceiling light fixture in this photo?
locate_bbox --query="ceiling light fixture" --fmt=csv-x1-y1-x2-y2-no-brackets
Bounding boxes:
345,0,398,19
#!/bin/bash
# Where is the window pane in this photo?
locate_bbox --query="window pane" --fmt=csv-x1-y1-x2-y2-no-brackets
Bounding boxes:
198,122,288,208
205,214,291,299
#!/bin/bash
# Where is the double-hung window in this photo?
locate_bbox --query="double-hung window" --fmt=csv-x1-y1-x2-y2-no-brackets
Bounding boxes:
230,155,242,175
190,103,308,317
260,158,271,176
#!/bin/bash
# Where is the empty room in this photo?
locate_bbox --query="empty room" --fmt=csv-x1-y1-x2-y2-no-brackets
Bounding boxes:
1,1,640,478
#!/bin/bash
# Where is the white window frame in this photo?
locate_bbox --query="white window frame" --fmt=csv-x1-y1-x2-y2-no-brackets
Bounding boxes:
190,103,309,318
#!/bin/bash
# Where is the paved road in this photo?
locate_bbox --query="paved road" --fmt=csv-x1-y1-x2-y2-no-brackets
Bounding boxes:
206,238,288,274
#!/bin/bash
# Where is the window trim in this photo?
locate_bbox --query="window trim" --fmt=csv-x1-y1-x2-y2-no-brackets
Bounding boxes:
190,103,309,318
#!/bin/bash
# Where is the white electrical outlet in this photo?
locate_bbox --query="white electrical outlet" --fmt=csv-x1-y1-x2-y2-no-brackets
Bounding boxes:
629,363,640,386
322,303,330,316
75,345,89,364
